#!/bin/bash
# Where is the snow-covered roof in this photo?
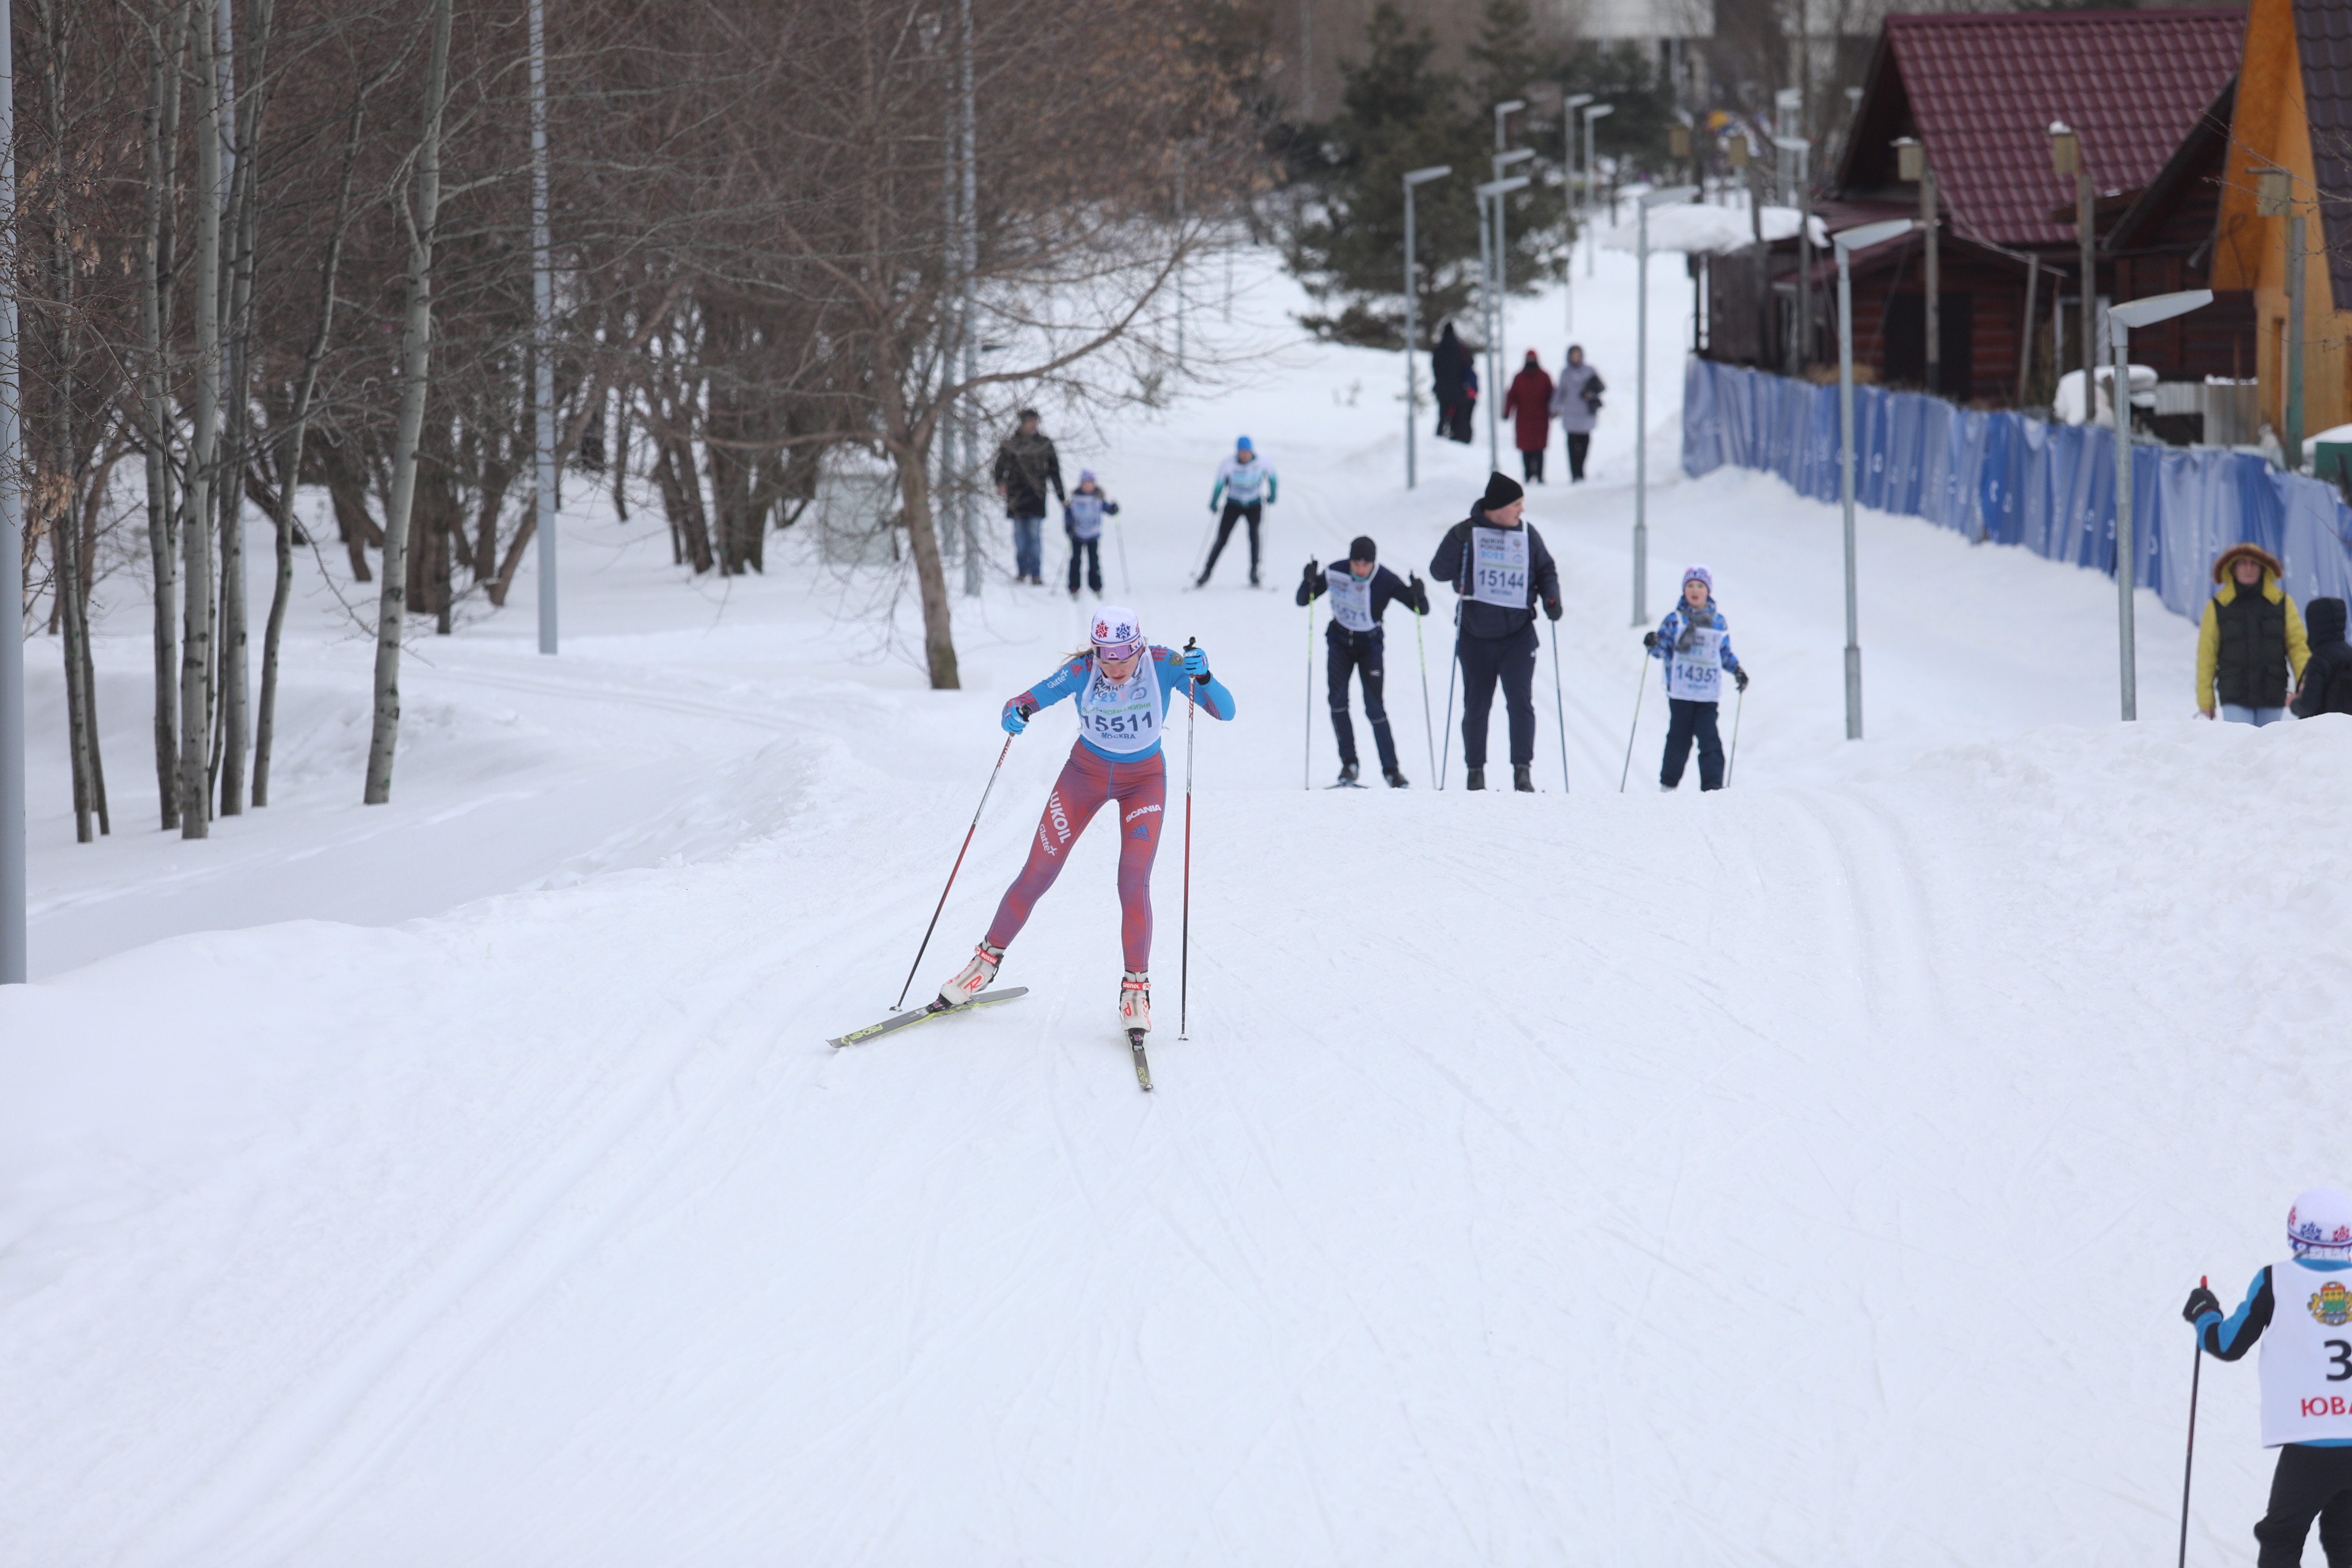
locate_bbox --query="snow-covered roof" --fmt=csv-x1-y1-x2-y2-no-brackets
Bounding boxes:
1596,203,1829,255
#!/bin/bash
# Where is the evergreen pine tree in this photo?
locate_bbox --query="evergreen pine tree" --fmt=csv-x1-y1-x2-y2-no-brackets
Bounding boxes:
1467,0,1570,300
1282,3,1486,347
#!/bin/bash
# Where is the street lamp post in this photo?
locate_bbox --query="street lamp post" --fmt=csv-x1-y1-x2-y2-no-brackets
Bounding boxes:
1632,184,1699,626
2258,169,2305,469
1894,136,1939,395
2108,289,2211,721
2049,122,2096,415
1402,164,1452,489
1491,144,1535,438
1833,218,1920,742
1582,103,1614,277
1563,92,1591,332
1777,134,1815,375
1477,172,1532,472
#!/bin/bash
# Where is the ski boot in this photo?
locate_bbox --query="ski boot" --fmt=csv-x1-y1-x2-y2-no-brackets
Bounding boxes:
1465,767,1485,791
1120,971,1152,1034
1383,767,1410,788
1514,765,1535,793
937,940,1004,1008
1336,760,1360,787
1660,781,1679,793
1249,567,1262,587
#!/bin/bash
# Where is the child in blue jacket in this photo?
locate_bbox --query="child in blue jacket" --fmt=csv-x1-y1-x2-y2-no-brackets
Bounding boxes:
1644,565,1749,791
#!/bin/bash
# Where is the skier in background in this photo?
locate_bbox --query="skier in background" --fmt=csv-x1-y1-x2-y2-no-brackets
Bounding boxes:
935,606,1237,1036
2184,1187,2352,1567
1198,436,1276,587
1297,535,1430,787
1063,469,1119,600
992,408,1065,586
1644,565,1748,792
1552,345,1603,482
1429,471,1562,792
1504,350,1555,483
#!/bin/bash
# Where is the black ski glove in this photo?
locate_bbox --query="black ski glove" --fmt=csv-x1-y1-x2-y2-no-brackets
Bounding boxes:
1410,573,1429,614
1302,559,1321,588
2183,1284,2222,1325
1543,597,1562,622
1642,631,1658,649
1733,668,1750,693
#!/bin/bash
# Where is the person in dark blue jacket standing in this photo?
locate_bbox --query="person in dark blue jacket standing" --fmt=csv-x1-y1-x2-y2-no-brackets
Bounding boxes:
1298,535,1430,787
2186,1187,2352,1568
1428,472,1562,792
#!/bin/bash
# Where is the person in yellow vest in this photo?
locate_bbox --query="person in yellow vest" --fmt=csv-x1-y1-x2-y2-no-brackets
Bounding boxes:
2198,544,2310,724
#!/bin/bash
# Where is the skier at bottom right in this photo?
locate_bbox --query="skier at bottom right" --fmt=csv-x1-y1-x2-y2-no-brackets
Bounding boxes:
1644,565,1749,791
2186,1187,2352,1567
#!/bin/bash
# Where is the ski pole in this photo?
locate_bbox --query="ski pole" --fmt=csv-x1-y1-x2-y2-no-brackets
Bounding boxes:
1618,649,1650,793
1189,512,1216,585
1549,618,1571,793
1304,591,1315,790
2180,1277,2206,1568
1438,615,1459,789
1115,513,1131,594
1726,683,1746,787
1414,596,1436,782
894,727,1019,1010
1181,637,1197,1040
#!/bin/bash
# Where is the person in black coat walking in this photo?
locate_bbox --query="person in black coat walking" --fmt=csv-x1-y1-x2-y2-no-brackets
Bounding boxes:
1431,322,1475,445
1428,471,1562,791
2292,597,2352,717
1298,535,1431,787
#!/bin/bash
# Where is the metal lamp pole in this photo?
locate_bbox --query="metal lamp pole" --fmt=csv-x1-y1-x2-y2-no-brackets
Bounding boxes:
1492,144,1535,423
1832,218,1920,742
530,0,557,655
1777,134,1815,375
1493,97,1525,440
2258,170,2305,469
1582,103,1614,277
1402,164,1452,489
1477,172,1532,473
1632,184,1699,627
2108,289,2211,721
0,0,20,983
1563,92,1592,332
2049,122,2096,416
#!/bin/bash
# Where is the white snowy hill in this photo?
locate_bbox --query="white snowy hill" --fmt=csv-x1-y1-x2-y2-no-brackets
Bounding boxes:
4,246,2345,1566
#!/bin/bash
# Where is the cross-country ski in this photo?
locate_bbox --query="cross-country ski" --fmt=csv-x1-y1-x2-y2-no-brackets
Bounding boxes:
826,987,1030,1049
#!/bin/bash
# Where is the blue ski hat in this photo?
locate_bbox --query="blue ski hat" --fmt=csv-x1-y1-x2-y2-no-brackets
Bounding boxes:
1682,564,1714,593
1235,436,1253,453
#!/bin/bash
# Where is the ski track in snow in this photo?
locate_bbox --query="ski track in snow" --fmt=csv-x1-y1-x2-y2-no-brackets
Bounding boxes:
1,247,2345,1564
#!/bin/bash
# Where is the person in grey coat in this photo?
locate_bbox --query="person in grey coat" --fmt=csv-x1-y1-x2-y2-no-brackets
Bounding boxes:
1550,345,1604,482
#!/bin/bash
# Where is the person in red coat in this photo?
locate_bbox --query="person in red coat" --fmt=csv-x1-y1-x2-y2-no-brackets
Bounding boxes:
1502,350,1555,483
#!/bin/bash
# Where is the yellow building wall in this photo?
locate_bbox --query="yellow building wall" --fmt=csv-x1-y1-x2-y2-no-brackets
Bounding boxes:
2217,0,2352,441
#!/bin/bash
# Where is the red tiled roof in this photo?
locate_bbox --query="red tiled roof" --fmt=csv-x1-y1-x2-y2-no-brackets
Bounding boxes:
1871,9,2243,249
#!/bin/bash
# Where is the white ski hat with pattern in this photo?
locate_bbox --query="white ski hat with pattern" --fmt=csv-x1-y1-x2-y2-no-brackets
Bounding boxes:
2290,1188,2352,1257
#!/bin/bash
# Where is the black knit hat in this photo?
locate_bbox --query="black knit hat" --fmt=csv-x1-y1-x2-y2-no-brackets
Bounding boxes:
1481,471,1524,511
1349,535,1377,562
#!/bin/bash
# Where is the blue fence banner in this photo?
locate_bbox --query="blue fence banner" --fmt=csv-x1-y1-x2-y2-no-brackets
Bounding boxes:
1682,357,2352,622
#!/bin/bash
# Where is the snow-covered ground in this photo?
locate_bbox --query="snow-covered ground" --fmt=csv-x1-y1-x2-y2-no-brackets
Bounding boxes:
4,243,2344,1566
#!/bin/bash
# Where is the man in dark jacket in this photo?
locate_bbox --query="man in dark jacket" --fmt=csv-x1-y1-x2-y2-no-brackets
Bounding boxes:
991,409,1065,585
2292,597,2352,717
2198,543,2309,724
1298,535,1432,787
1428,471,1563,791
1431,322,1475,445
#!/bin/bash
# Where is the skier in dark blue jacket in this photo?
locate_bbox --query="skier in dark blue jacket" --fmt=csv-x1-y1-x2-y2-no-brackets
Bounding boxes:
1298,535,1430,787
1428,471,1562,791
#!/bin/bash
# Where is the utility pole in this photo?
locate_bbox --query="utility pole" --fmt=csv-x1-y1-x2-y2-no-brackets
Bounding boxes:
531,0,557,654
2049,121,2096,413
1895,137,1937,394
1402,165,1452,489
